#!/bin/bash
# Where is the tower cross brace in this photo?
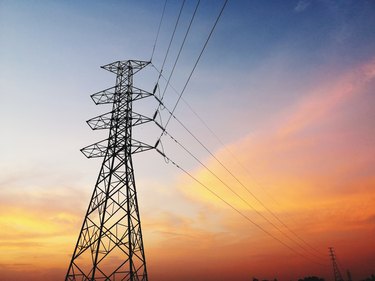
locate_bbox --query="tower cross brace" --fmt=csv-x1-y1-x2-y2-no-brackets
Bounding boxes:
66,60,153,281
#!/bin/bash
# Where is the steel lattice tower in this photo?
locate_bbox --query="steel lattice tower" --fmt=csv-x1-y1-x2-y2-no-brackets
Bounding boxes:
66,60,154,281
329,247,344,281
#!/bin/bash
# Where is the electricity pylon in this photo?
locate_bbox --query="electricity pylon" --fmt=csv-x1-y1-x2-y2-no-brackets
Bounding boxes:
329,247,344,281
66,60,154,281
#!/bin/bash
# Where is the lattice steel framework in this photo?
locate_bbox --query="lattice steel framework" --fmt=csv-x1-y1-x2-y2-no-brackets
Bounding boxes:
329,247,344,281
66,60,154,281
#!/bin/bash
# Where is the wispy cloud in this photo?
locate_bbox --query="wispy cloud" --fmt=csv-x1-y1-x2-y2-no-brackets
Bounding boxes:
294,0,311,13
175,58,375,275
278,58,375,138
0,184,85,280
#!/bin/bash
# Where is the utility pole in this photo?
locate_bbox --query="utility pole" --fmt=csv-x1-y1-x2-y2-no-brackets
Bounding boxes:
329,247,344,281
66,60,153,281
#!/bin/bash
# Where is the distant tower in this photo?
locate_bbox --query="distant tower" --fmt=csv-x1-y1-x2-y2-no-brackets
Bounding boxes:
66,60,154,281
329,247,344,281
347,270,352,281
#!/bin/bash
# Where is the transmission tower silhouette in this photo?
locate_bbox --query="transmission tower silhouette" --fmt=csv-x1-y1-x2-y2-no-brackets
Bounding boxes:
329,247,344,281
66,60,154,281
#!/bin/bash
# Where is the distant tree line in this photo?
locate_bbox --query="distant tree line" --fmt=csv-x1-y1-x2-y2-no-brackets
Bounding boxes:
252,276,324,281
252,278,278,281
298,277,324,281
252,273,375,281
360,274,375,281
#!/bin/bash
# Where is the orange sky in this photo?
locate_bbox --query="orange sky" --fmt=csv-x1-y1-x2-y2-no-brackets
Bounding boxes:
1,57,374,281
177,58,375,279
1,1,375,280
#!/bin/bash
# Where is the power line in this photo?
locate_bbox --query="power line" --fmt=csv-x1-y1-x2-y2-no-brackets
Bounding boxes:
155,148,329,267
150,0,168,62
159,0,201,102
181,104,324,257
153,86,324,260
156,0,186,85
161,0,228,134
158,125,326,263
149,0,325,265
151,79,325,259
174,121,325,259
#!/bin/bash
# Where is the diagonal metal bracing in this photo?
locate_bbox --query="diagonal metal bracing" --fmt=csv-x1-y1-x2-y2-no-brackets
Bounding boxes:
329,247,344,281
66,60,150,281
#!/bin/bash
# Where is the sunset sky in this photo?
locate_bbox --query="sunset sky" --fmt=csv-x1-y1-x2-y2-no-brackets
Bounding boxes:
0,1,374,280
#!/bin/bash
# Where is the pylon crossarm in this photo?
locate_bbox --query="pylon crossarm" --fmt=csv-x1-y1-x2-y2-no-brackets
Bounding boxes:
91,87,153,106
132,86,154,101
131,139,155,154
132,112,153,127
91,86,116,105
87,112,113,130
81,139,108,158
81,137,155,158
101,60,150,75
100,61,123,74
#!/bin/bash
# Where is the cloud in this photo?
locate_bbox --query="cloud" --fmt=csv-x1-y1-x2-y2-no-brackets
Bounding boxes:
173,57,375,276
182,58,375,201
2,51,374,281
294,0,311,13
0,265,66,281
0,183,86,280
278,57,375,138
364,214,375,225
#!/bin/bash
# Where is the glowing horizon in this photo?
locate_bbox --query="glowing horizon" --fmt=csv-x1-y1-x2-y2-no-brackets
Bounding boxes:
1,1,374,280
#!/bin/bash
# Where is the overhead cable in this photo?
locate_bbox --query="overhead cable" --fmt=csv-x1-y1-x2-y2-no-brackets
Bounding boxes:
159,0,201,101
161,0,228,133
150,0,168,62
156,0,186,85
151,62,325,259
159,126,325,263
155,148,329,267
